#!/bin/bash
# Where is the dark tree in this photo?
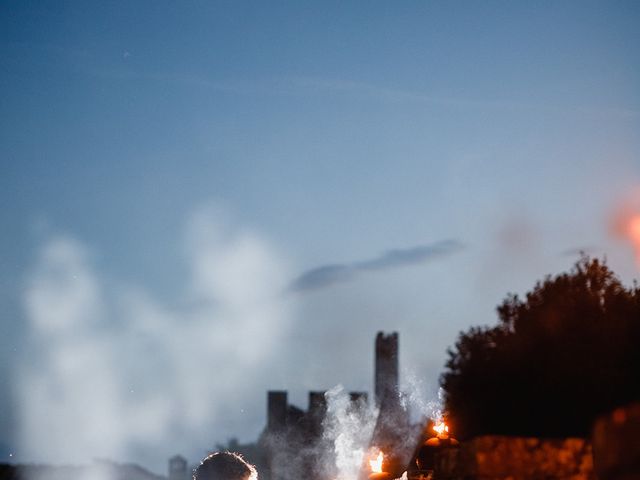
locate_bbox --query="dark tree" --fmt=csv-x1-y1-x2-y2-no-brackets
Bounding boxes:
441,256,640,439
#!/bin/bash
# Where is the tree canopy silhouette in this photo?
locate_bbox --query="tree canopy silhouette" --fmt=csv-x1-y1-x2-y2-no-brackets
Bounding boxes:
441,256,640,439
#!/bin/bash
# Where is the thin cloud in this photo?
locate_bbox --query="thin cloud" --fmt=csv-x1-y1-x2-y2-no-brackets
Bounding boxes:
289,76,640,119
71,67,640,119
290,240,463,292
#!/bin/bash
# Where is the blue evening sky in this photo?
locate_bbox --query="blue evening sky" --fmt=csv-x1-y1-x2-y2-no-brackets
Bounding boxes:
1,0,639,472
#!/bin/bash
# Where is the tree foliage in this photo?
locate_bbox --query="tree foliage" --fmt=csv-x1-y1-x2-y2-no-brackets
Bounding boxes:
441,257,640,439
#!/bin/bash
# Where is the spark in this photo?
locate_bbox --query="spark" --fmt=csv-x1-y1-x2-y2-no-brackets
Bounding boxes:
369,451,383,473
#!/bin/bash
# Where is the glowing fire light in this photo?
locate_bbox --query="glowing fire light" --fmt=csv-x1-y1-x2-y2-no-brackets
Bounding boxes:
612,198,640,267
627,215,640,264
370,451,384,473
433,420,449,438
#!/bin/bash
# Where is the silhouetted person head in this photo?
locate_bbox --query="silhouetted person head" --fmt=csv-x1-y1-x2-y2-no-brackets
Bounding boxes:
194,452,258,480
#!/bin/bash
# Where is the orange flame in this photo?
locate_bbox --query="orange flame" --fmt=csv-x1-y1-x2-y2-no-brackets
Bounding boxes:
369,451,383,473
433,420,449,438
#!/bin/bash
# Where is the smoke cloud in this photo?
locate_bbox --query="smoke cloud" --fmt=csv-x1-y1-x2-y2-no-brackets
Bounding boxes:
319,380,443,480
16,205,449,480
400,373,445,425
16,206,294,472
322,385,379,480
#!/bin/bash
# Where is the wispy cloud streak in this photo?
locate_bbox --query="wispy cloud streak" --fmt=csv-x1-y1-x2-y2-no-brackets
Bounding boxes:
78,66,640,119
290,240,463,292
290,77,640,118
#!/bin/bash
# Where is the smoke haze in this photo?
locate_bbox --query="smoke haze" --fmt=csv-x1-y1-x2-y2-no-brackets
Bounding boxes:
16,206,295,471
323,385,379,480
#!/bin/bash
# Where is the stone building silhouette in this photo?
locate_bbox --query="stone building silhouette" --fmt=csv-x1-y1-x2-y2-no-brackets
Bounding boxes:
171,331,412,480
369,332,418,478
257,389,368,480
252,331,407,480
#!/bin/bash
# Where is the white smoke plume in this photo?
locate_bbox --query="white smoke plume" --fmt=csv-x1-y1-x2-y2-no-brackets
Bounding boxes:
322,385,379,480
400,372,445,425
322,379,442,480
16,205,294,473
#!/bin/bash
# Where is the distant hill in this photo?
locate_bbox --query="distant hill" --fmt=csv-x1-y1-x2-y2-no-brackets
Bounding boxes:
0,460,166,480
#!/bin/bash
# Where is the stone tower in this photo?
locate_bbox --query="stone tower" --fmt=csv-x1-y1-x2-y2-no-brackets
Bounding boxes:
267,390,288,431
371,332,415,479
168,455,188,480
374,331,399,407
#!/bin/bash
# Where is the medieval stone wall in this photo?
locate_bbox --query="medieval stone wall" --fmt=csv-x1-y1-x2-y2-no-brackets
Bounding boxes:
435,436,595,480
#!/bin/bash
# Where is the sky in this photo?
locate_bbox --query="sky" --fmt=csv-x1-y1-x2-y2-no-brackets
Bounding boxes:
1,0,639,474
